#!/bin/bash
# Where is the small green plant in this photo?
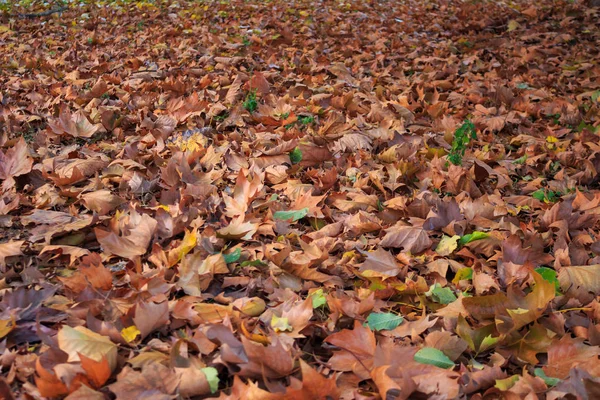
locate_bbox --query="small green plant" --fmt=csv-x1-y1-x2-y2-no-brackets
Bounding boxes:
531,188,560,203
242,36,251,46
214,112,229,122
448,120,476,166
19,128,36,143
243,90,258,113
289,147,302,164
298,115,314,125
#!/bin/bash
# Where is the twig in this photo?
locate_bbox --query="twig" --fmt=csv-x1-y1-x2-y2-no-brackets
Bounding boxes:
18,6,67,19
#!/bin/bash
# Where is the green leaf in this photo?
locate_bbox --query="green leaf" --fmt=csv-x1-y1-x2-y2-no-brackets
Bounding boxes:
414,347,455,369
201,367,219,393
289,147,303,164
273,207,309,222
223,248,241,264
495,375,519,390
513,154,528,164
534,368,561,387
480,334,500,353
365,312,404,331
426,283,457,305
535,266,561,295
459,231,489,246
452,267,473,284
532,190,545,201
309,289,327,309
240,259,266,267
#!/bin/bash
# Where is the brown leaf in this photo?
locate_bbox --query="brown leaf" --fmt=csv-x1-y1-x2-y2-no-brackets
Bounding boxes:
65,384,105,400
133,300,170,339
0,240,23,268
558,265,600,303
325,321,376,380
80,190,124,215
109,364,179,399
225,74,244,105
283,360,339,399
0,138,33,180
543,335,600,379
95,211,157,259
358,248,403,280
380,224,432,253
237,336,295,379
57,325,118,371
47,109,103,138
248,71,270,95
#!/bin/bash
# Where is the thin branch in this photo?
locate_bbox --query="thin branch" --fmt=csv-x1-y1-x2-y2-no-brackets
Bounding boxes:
18,6,67,19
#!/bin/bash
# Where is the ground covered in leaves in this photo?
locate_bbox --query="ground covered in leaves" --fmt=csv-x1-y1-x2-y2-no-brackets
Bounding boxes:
0,0,600,398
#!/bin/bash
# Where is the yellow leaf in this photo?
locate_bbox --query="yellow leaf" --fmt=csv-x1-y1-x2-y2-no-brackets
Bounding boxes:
168,229,198,266
271,315,293,332
546,136,558,143
57,325,118,371
507,20,520,32
233,297,266,317
194,303,234,323
0,315,16,339
0,25,11,33
435,235,460,257
121,325,141,343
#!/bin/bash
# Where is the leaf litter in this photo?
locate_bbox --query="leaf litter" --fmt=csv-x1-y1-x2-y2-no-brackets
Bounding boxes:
0,0,599,398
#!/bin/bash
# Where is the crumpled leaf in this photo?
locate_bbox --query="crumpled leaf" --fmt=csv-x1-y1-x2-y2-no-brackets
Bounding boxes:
48,109,103,138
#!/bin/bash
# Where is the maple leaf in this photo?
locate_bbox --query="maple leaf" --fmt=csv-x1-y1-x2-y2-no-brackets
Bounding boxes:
95,210,157,259
248,71,270,95
283,360,340,399
225,74,244,105
237,336,295,379
0,138,33,180
217,217,258,241
57,325,118,371
132,300,169,339
276,297,313,338
380,224,432,254
325,320,376,380
80,190,124,215
0,240,24,269
40,245,90,267
358,248,404,280
558,264,600,302
109,364,179,399
290,190,325,218
209,376,281,400
47,109,103,138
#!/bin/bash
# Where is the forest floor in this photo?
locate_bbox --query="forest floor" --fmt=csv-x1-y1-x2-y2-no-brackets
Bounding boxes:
0,0,600,398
